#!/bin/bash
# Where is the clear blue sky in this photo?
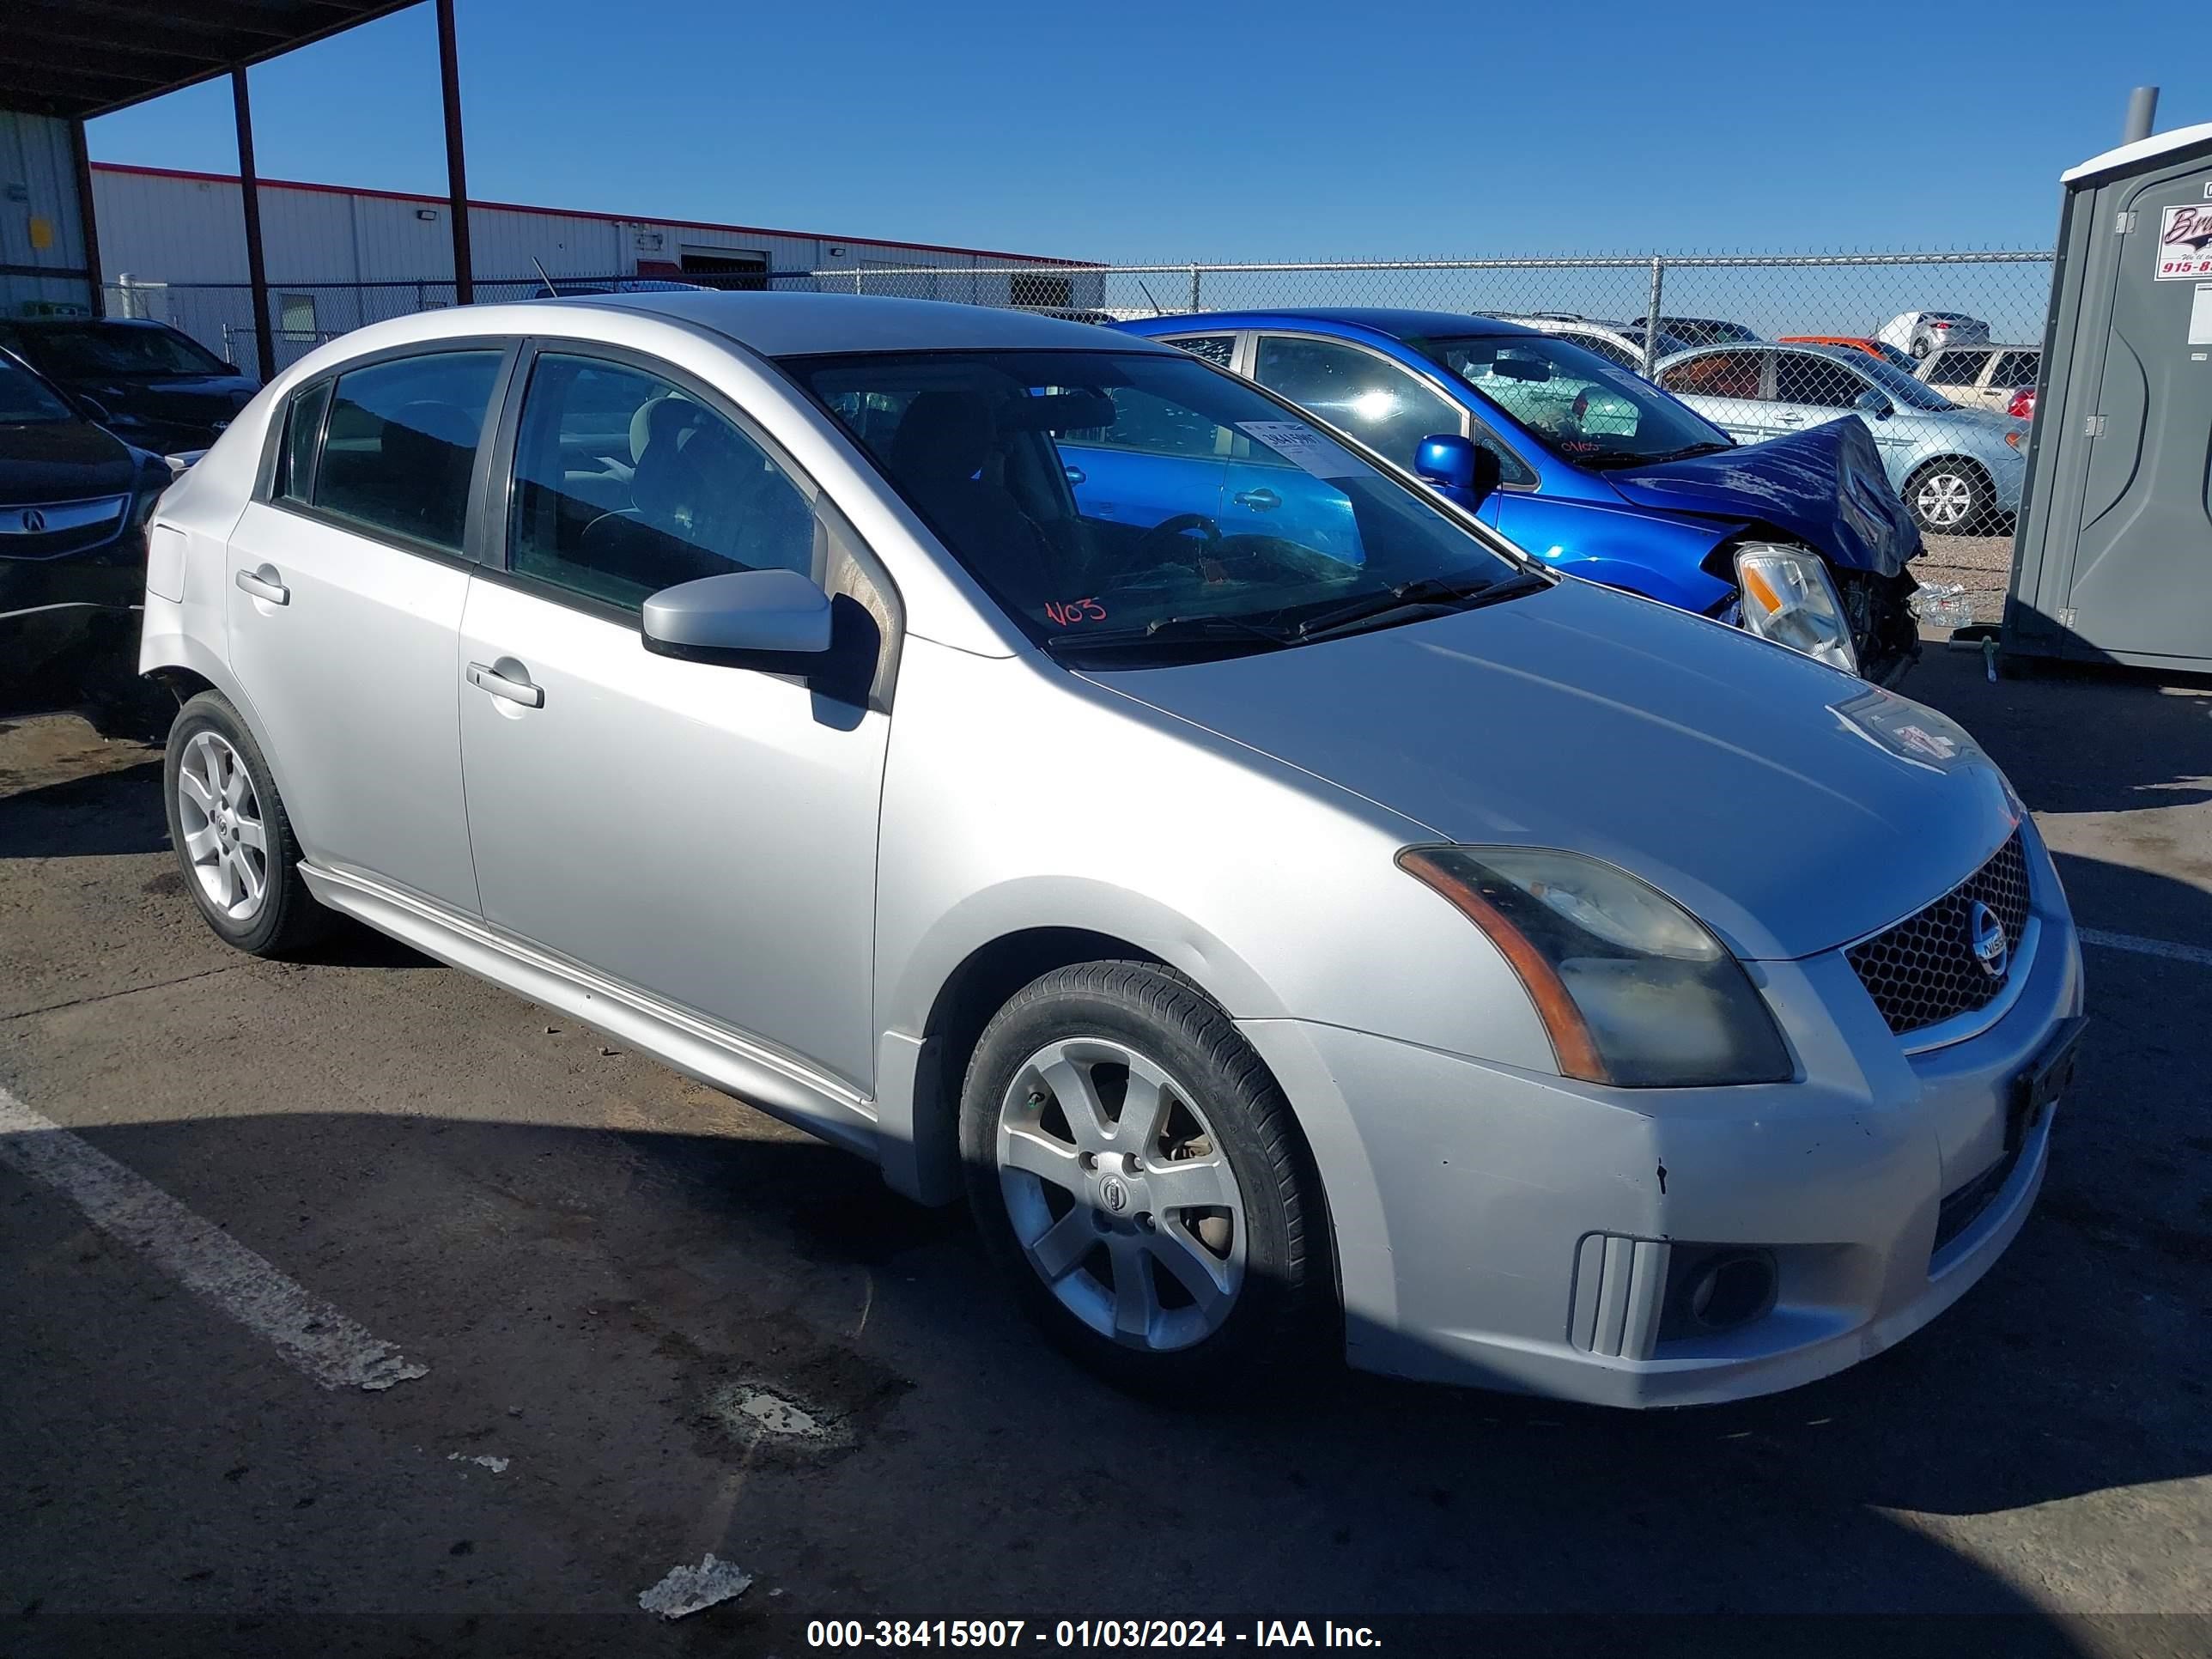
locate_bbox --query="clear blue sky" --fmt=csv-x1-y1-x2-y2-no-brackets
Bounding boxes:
88,0,2209,263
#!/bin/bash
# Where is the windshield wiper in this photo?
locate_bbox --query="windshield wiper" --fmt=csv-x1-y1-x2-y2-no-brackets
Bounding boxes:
1039,613,1291,659
1290,571,1550,644
1591,441,1735,470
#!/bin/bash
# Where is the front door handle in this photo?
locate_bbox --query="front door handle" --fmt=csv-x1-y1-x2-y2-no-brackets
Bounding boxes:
466,659,544,708
1776,412,1808,425
234,564,289,605
1232,487,1282,511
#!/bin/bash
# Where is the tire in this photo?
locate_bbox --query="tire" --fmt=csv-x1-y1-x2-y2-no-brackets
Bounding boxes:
1905,459,1991,535
161,690,331,957
960,961,1329,1395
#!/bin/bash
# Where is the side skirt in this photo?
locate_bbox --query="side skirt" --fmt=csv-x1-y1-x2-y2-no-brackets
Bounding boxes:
298,863,882,1162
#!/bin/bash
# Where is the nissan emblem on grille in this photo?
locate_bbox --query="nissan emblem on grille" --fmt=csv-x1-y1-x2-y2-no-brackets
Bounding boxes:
1845,831,2031,1036
1969,902,2008,979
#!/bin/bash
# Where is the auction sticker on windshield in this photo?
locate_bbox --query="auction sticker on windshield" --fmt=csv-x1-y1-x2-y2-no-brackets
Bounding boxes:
1237,421,1364,479
2157,205,2212,280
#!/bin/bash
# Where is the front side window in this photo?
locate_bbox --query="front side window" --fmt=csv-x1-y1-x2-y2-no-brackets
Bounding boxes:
783,348,1529,663
1423,333,1732,467
312,350,503,554
507,352,817,611
1772,352,1868,410
1250,336,1465,472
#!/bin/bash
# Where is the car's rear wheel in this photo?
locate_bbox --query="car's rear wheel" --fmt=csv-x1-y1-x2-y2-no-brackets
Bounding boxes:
163,690,331,957
1905,459,1991,534
960,962,1328,1395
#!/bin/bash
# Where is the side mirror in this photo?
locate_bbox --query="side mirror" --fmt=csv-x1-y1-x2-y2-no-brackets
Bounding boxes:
1414,433,1503,513
641,568,834,670
1854,387,1893,420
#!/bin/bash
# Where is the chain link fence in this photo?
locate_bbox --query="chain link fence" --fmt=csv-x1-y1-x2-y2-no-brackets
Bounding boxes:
110,248,2056,622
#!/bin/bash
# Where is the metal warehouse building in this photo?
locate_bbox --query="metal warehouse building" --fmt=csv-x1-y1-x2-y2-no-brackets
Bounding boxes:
87,162,1098,377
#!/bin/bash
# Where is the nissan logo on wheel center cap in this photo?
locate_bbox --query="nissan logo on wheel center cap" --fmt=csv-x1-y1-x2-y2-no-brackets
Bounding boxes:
1097,1175,1130,1214
1969,900,2008,980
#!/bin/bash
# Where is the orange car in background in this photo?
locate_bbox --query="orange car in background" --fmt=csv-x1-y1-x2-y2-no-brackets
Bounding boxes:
1778,335,1922,374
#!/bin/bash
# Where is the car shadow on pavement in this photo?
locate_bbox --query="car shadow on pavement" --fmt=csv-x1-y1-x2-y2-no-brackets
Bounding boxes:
11,1089,2200,1656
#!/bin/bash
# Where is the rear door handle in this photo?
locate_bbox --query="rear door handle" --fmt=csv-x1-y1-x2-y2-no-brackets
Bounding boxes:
466,659,544,708
1232,487,1282,511
1777,412,1808,425
234,565,289,605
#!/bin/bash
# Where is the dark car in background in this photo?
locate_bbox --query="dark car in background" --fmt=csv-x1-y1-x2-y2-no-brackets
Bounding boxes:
0,348,171,723
0,318,259,454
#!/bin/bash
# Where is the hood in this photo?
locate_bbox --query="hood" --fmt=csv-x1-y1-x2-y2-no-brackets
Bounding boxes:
0,417,137,505
66,375,258,446
1089,579,2016,960
1603,419,1920,577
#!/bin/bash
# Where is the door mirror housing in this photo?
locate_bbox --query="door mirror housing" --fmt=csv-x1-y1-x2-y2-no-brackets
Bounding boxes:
1853,387,1894,420
1415,433,1503,513
641,568,834,670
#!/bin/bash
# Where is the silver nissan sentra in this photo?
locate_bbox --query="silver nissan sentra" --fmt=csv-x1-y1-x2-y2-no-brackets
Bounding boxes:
139,293,2084,1406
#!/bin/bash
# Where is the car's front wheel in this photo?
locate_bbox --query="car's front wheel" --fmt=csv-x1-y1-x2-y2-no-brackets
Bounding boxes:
1905,459,1992,534
961,962,1328,1394
162,690,331,957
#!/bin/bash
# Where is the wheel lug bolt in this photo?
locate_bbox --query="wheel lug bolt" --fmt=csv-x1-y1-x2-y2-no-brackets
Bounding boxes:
1079,1152,1096,1170
1127,1156,1143,1171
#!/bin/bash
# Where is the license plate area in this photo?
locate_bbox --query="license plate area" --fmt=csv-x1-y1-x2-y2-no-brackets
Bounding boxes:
2008,1016,2086,1152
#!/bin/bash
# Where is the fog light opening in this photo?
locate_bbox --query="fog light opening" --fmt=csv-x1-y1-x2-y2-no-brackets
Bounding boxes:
1686,1251,1777,1333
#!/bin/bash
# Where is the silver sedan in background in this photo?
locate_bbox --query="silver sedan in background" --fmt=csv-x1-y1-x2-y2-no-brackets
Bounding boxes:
1658,341,2033,532
140,293,2082,1407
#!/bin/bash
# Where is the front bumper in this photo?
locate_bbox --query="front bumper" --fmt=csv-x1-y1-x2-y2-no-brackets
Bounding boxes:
0,559,144,709
1237,836,2084,1408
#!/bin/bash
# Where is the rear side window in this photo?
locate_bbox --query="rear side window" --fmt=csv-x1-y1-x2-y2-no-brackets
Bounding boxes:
313,350,504,553
1926,348,1994,386
1164,334,1236,369
272,379,332,505
1773,353,1865,410
1990,350,2039,386
1660,352,1762,400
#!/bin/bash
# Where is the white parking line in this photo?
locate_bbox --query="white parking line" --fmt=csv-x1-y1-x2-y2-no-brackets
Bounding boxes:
2079,927,2212,969
0,1086,428,1391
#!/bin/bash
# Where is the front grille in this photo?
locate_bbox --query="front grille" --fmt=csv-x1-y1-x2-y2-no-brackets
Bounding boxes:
1847,830,2030,1036
0,495,128,561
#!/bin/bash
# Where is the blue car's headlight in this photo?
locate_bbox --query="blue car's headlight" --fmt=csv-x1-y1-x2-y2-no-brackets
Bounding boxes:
1399,847,1794,1088
1735,543,1858,676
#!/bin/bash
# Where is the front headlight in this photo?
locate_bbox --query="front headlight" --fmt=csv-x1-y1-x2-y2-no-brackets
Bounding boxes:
1734,543,1857,677
1398,847,1794,1087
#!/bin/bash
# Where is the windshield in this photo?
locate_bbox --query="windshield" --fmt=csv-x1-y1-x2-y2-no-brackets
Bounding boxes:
1413,333,1731,468
15,323,229,379
781,349,1529,661
1856,356,1956,411
0,358,76,423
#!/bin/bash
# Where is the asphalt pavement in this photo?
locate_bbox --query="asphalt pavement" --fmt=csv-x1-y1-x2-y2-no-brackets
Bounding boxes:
1,642,2208,1658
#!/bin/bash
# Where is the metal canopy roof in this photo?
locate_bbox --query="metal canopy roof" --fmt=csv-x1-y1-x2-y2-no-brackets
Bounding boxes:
4,0,419,119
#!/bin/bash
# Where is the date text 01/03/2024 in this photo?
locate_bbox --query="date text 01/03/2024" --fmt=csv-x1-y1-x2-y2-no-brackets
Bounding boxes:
804,1620,1384,1648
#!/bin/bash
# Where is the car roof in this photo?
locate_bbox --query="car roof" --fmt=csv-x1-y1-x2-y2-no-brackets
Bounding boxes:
1118,307,1537,341
550,289,1180,357
4,316,183,331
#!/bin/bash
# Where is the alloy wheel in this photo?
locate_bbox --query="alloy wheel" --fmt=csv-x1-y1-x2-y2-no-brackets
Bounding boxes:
996,1036,1246,1351
176,730,270,921
1915,471,1975,530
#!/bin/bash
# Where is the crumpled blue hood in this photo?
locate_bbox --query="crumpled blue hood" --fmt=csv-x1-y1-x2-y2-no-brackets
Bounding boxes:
1603,419,1922,578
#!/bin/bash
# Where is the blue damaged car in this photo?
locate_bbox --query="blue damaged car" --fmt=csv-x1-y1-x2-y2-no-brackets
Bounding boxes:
1109,308,1924,684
